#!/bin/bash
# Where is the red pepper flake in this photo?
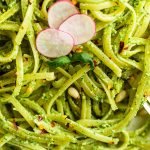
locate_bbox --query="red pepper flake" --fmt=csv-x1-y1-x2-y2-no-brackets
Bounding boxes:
66,123,70,128
13,120,18,130
50,121,56,127
38,115,43,121
93,60,98,67
119,41,124,53
40,129,48,134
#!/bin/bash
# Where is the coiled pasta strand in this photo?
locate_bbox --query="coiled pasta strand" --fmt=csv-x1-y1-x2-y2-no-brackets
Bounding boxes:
103,39,150,135
0,0,149,149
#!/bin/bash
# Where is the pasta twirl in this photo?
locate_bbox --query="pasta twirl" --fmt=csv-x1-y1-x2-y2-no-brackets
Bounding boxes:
0,0,150,149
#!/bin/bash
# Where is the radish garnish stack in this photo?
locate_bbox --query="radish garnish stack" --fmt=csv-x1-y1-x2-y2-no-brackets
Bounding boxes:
36,0,95,58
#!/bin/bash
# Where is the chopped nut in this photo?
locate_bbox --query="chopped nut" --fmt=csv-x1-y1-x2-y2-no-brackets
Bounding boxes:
38,124,44,130
115,90,127,103
68,87,80,99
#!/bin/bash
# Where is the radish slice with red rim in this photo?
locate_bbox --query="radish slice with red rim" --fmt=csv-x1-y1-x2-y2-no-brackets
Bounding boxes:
36,29,74,58
48,1,79,29
59,14,96,45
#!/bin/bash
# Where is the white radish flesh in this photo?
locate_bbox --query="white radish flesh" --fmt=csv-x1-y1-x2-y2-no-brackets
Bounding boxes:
36,29,74,58
59,14,96,45
48,1,79,29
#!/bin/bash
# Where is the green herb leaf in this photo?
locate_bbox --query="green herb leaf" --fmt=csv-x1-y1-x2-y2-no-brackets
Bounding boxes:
71,52,94,69
48,56,71,68
47,52,94,69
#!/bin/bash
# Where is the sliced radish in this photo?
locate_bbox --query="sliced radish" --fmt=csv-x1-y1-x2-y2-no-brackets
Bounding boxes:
48,1,79,29
59,14,96,45
36,29,74,58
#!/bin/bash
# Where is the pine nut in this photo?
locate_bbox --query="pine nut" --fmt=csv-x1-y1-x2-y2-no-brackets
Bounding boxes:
68,87,80,99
